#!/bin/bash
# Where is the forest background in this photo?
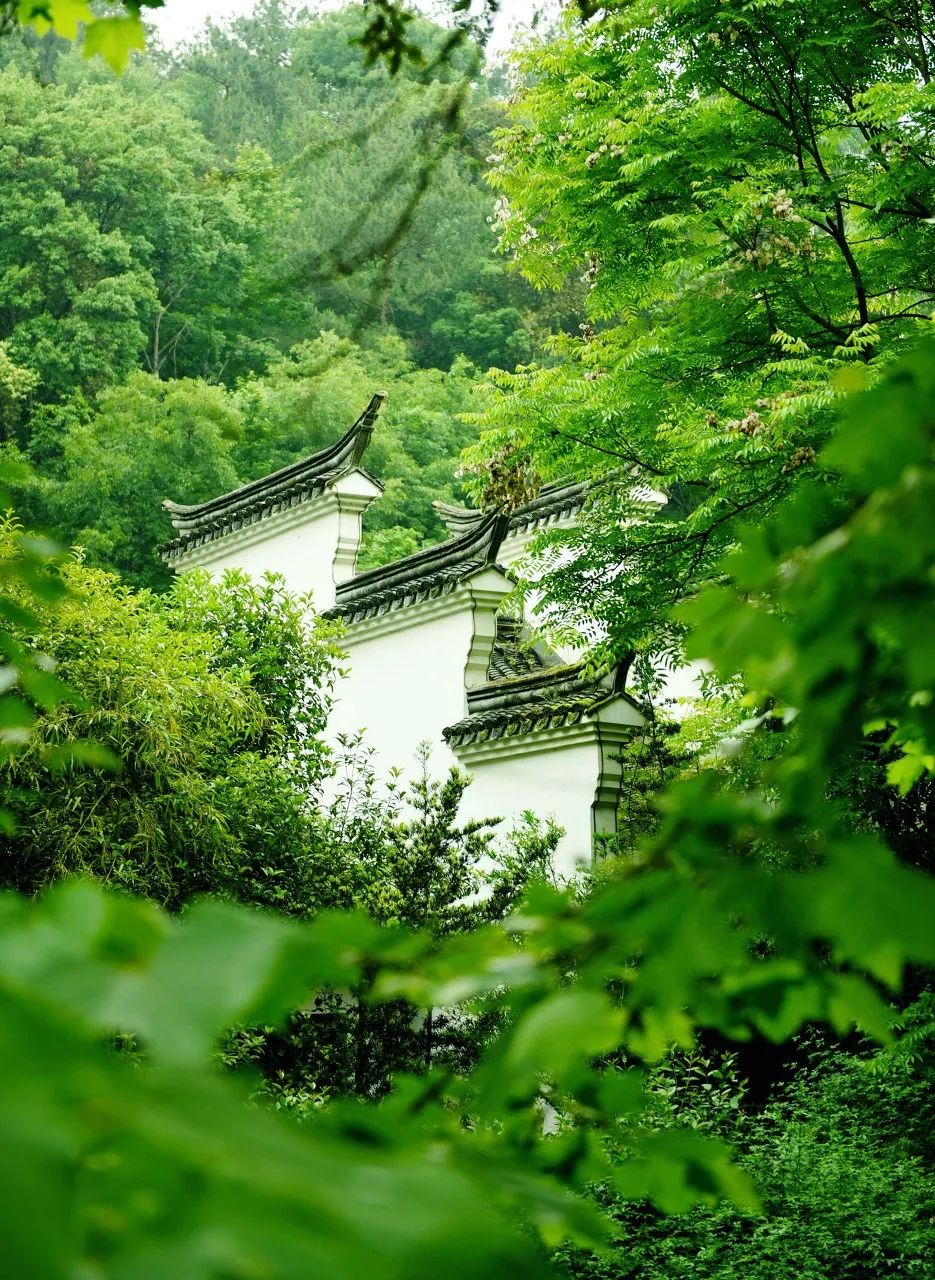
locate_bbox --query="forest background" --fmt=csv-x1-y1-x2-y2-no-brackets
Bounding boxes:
0,2,932,1278
0,0,570,585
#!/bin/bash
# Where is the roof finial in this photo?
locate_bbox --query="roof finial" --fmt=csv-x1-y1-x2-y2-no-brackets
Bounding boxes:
160,392,388,558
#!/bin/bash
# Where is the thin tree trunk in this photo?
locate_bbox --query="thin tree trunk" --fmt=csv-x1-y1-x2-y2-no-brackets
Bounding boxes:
424,1006,434,1071
354,968,374,1095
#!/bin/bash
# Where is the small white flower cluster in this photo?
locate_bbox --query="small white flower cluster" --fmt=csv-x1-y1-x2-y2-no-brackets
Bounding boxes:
486,195,512,227
486,195,538,249
767,189,797,219
586,141,624,167
580,256,601,287
726,410,766,438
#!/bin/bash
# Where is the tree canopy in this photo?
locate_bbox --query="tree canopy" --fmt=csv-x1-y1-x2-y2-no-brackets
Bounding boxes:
0,4,566,584
0,65,283,399
0,537,342,908
0,3,932,1277
467,0,935,658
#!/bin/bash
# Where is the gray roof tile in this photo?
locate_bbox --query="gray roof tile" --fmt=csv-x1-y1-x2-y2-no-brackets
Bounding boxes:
433,478,591,542
162,393,386,563
443,655,635,748
326,510,509,625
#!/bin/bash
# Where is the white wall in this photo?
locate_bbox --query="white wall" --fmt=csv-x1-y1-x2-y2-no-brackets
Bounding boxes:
328,604,471,777
457,737,603,877
193,506,345,610
453,697,644,879
168,471,381,612
170,479,646,878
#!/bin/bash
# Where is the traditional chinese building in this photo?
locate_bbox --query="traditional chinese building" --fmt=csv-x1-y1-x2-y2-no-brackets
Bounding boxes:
162,395,644,875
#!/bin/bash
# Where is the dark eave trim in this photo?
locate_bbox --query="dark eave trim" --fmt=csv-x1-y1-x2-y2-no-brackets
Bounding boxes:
444,653,638,748
327,509,510,623
161,393,386,561
434,478,592,542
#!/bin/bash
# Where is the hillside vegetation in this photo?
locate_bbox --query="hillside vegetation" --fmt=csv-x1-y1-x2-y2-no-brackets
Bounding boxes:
0,3,931,1278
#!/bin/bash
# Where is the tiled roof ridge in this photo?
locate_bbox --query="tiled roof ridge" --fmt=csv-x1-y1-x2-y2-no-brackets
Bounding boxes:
433,477,592,540
161,392,386,560
444,653,637,749
487,615,564,682
467,661,602,710
327,509,510,624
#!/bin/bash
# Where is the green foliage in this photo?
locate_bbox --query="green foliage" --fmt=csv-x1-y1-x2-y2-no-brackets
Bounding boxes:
0,63,286,401
0,502,74,831
2,2,596,78
467,0,935,657
323,737,560,930
0,293,929,1280
0,341,37,441
372,345,935,1222
421,286,533,370
0,5,932,1275
34,373,243,589
235,739,561,1101
10,334,485,586
0,538,342,909
0,880,576,1278
680,343,935,835
2,2,156,71
0,504,558,1102
0,3,551,585
561,1016,935,1279
170,568,340,787
165,4,541,369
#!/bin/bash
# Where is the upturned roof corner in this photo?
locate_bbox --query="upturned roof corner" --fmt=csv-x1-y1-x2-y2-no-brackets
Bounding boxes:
443,648,640,749
161,392,387,563
433,478,592,543
326,508,510,624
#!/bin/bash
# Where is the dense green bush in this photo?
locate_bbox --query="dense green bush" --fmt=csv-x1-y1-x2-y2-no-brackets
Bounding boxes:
0,536,342,909
226,736,561,1103
0,522,560,1102
562,1002,935,1280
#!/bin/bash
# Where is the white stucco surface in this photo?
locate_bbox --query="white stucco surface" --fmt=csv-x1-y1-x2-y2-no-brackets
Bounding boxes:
328,565,512,767
190,508,343,607
456,736,607,876
166,470,381,612
453,697,644,877
329,603,472,776
165,443,647,880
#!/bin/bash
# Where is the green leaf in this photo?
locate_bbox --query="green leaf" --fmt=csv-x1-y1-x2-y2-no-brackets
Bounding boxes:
82,16,147,73
886,743,934,795
116,901,306,1066
614,1131,760,1214
506,990,623,1091
824,351,933,490
16,0,93,39
0,696,34,732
